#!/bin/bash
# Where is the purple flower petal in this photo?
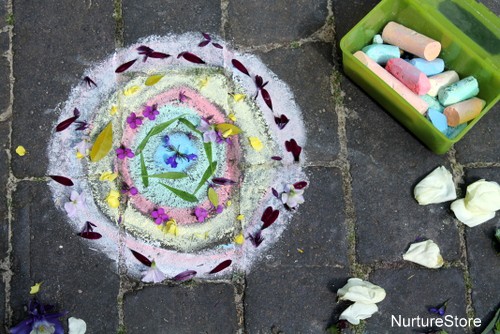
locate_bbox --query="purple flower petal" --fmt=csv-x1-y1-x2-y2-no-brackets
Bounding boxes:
212,177,236,185
83,76,97,87
261,88,273,111
115,58,137,73
150,51,170,59
198,40,210,47
177,52,205,64
49,175,74,186
208,259,232,274
293,181,308,190
272,188,280,199
202,32,211,40
130,249,152,267
56,108,80,132
274,114,289,130
232,59,250,76
261,206,279,230
212,43,223,49
271,156,282,161
285,139,302,162
248,230,264,247
173,270,197,282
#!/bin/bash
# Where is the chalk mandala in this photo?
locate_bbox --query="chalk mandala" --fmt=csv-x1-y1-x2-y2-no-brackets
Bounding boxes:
48,33,307,280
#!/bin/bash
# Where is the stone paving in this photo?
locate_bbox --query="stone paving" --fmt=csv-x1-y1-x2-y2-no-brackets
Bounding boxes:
0,0,499,333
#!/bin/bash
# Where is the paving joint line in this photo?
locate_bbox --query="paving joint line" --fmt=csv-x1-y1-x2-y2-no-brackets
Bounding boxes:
232,271,246,333
220,0,229,40
2,0,15,329
113,0,124,49
463,161,500,169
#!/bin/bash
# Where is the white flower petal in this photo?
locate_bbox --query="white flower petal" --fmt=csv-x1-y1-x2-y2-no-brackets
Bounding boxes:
402,240,444,268
142,266,166,283
68,317,87,334
464,179,500,212
451,198,496,227
414,166,456,205
339,302,378,325
337,278,386,304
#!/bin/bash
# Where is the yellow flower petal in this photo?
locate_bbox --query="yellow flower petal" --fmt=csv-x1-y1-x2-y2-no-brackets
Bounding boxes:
248,137,263,151
232,94,246,102
15,145,26,156
222,129,233,138
199,77,209,88
236,214,244,221
228,113,237,122
110,105,118,115
166,219,178,236
226,200,232,207
123,85,140,96
76,151,85,159
234,233,244,245
30,282,42,295
99,171,118,182
106,190,120,208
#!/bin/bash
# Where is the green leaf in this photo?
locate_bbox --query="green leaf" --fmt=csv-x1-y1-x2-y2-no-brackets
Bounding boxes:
136,116,183,153
204,142,212,163
146,172,188,179
159,183,198,203
178,118,202,135
90,121,113,162
145,74,164,86
482,308,500,334
194,161,217,194
140,153,149,187
208,187,218,207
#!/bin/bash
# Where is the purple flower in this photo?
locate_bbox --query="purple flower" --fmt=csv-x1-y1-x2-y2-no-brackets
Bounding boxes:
215,205,223,214
163,135,198,168
428,299,449,316
116,147,135,159
197,118,218,143
194,207,208,222
126,112,143,129
151,208,169,225
9,299,67,334
248,230,264,247
281,184,305,209
141,261,166,283
165,155,178,168
179,91,189,103
122,183,138,196
64,190,86,218
143,104,159,121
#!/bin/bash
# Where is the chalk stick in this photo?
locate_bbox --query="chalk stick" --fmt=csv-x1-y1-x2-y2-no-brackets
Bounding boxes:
428,70,459,97
353,51,428,114
362,44,400,65
420,95,444,112
438,76,479,106
428,108,448,133
382,21,441,61
409,58,445,76
373,34,384,44
445,123,467,139
443,97,485,126
386,58,431,95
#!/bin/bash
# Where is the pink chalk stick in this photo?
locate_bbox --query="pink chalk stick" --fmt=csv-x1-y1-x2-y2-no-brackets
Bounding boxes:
353,51,428,114
385,58,431,95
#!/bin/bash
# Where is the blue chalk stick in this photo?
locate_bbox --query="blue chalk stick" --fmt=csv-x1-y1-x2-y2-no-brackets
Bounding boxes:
361,44,400,65
428,108,448,133
445,123,467,139
420,94,444,112
409,58,445,76
438,76,479,106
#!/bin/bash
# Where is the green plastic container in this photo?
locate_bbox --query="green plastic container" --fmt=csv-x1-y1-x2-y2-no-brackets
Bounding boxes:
340,0,500,154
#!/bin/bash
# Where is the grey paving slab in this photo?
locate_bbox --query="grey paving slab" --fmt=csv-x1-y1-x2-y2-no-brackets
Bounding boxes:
463,168,500,333
123,0,221,44
342,77,460,264
265,167,348,267
454,103,500,164
123,283,238,334
257,43,340,163
366,268,468,334
331,0,379,46
245,267,348,333
227,0,328,46
0,0,6,28
479,0,500,15
10,181,119,333
0,29,9,115
11,0,115,178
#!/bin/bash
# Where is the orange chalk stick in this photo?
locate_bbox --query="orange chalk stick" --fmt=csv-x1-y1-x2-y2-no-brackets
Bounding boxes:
353,51,428,114
382,22,441,61
443,97,485,126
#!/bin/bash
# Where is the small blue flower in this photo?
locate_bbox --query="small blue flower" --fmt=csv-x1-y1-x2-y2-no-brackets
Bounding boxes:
428,299,449,317
162,135,197,169
10,299,67,334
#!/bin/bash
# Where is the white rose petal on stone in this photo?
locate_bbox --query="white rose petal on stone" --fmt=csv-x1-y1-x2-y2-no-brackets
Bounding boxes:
464,179,500,213
414,166,456,205
68,317,87,334
451,198,496,227
339,302,379,325
337,278,386,304
402,240,444,269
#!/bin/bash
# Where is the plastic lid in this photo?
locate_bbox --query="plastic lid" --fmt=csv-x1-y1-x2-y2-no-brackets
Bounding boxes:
418,0,500,70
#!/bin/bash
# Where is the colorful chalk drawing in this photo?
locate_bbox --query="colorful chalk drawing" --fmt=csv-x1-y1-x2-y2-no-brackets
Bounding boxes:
48,33,307,280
